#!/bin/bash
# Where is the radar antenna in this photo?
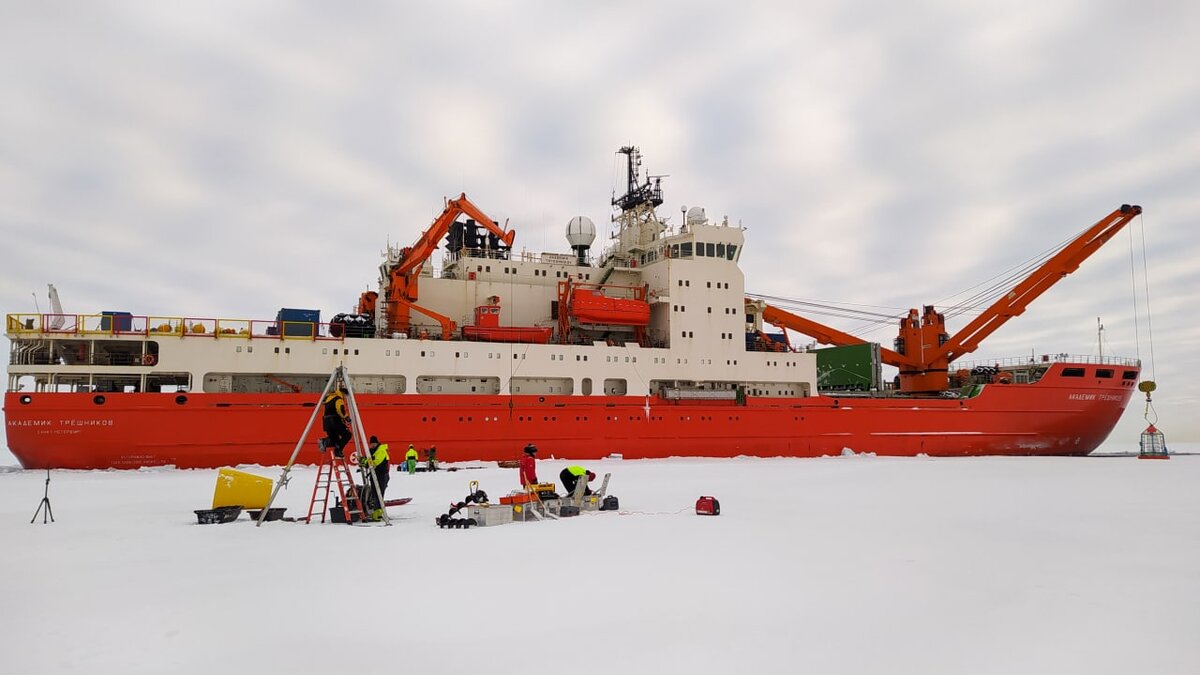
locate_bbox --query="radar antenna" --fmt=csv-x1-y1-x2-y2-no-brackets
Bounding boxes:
613,146,664,212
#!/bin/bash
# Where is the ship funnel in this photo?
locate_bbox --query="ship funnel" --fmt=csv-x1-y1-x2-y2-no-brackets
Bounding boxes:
566,215,596,266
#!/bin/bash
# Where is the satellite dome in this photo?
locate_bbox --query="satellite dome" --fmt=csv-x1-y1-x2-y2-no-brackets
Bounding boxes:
566,216,596,248
686,206,708,226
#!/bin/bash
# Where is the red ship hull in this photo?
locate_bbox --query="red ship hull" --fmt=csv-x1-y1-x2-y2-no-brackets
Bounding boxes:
4,364,1137,469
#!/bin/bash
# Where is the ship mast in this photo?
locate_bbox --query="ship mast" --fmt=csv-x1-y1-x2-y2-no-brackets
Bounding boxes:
609,146,665,263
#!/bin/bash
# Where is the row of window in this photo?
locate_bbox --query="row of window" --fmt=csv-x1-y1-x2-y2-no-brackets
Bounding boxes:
255,345,774,366
1061,368,1138,379
475,264,592,281
677,279,733,289
638,241,741,265
669,241,739,260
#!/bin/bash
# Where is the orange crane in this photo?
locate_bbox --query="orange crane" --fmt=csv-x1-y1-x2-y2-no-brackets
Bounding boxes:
362,193,515,339
761,204,1143,393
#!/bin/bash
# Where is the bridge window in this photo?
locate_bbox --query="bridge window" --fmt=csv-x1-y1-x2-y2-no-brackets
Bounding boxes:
716,243,725,258
1096,369,1114,378
1122,370,1138,380
1062,368,1085,377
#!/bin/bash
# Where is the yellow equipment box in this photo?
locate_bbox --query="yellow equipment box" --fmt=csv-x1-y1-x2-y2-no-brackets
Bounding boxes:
526,482,556,493
212,468,272,509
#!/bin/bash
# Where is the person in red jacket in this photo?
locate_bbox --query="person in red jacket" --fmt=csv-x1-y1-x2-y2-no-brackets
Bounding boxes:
518,444,538,487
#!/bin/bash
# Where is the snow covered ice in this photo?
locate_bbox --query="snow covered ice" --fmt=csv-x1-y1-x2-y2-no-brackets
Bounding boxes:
2,445,1197,674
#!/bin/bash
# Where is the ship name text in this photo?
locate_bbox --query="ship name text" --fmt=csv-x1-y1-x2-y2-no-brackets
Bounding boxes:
1067,393,1124,402
8,419,114,427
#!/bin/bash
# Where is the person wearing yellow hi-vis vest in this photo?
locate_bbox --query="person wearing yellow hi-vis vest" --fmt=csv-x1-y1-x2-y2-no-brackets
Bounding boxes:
559,465,596,497
363,436,390,520
404,444,419,475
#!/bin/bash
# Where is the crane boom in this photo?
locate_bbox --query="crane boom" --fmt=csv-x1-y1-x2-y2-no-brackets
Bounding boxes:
757,204,1142,393
760,304,915,367
934,204,1142,363
379,193,514,337
395,193,514,279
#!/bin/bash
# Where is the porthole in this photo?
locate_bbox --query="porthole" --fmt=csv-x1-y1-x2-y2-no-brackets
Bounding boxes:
93,395,106,405
19,395,32,405
175,395,188,405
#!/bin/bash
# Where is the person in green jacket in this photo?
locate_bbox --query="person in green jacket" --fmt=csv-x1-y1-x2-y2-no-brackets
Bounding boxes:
404,444,419,475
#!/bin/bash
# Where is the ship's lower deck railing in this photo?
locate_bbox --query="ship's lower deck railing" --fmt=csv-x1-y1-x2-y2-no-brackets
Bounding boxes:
954,354,1140,369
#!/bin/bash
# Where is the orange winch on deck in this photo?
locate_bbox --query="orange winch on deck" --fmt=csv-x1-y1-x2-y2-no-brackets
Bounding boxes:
760,204,1143,393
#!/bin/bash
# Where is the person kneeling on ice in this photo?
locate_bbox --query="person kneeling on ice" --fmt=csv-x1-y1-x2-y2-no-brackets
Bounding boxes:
559,465,596,497
519,444,539,487
361,436,390,519
404,444,419,474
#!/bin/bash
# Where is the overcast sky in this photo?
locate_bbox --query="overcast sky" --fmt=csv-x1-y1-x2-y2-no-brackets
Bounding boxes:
2,1,1198,463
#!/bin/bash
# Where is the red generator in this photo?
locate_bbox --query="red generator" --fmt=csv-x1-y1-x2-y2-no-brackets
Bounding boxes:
695,496,720,516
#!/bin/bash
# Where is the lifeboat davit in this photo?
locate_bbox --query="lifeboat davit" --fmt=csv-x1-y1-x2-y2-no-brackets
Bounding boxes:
462,298,553,344
569,289,650,326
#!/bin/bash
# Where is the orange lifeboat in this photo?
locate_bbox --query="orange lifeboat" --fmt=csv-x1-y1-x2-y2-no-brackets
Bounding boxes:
461,298,553,344
569,289,650,326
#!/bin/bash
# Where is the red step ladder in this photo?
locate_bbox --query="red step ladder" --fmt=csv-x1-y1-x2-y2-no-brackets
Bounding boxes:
258,366,390,527
307,448,369,523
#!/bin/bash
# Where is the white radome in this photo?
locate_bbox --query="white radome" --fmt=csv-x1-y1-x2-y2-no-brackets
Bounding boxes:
686,206,707,226
566,215,596,248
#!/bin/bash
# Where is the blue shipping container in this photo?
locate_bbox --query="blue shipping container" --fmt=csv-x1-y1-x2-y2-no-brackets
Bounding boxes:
101,311,133,332
276,308,320,337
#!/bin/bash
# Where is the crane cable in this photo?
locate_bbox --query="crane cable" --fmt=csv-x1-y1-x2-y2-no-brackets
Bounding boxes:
1129,213,1158,425
750,230,1080,339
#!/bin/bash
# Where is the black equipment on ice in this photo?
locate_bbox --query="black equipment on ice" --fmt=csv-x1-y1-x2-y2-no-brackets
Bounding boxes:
30,469,54,525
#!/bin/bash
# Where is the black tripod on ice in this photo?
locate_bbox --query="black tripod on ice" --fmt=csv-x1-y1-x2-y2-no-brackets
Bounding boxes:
30,469,54,524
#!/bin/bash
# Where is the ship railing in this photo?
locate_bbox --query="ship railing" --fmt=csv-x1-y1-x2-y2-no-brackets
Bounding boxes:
74,313,148,336
148,317,186,335
6,313,348,342
954,354,1141,370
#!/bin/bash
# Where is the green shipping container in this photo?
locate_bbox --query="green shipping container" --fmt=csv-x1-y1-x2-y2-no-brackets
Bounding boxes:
814,343,882,392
